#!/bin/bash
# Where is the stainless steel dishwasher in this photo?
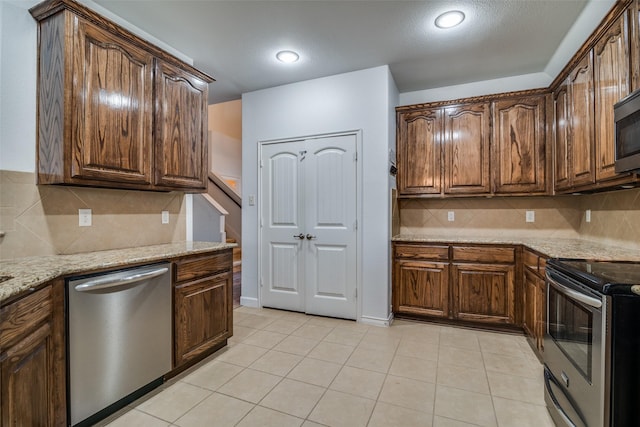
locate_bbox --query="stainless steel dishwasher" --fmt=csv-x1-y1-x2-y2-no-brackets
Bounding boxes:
67,263,172,426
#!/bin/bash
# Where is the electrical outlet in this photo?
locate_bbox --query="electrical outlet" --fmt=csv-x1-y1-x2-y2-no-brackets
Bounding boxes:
526,210,535,223
586,209,591,223
161,210,170,224
79,209,92,227
447,211,455,222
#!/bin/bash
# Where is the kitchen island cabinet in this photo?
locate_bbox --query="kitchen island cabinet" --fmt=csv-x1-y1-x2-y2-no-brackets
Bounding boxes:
30,0,213,192
0,281,66,427
173,249,233,369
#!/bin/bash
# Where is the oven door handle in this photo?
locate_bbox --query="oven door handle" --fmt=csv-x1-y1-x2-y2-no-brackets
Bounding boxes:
546,271,602,309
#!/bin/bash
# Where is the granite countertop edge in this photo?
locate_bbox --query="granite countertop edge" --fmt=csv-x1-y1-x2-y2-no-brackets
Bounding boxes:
391,235,640,262
0,241,236,304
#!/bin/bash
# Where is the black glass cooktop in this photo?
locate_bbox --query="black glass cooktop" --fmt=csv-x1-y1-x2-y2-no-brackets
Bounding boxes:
547,258,640,295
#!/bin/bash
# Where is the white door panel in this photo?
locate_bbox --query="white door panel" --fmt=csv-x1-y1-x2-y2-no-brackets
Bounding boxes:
260,134,357,320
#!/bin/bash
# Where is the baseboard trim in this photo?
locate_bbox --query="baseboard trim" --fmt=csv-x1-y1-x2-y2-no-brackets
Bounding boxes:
359,313,393,327
239,296,259,308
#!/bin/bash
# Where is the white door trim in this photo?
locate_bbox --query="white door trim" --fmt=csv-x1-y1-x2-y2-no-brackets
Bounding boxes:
257,130,363,322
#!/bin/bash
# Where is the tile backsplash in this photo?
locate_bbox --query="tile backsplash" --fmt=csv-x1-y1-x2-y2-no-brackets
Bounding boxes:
0,170,186,260
398,187,640,250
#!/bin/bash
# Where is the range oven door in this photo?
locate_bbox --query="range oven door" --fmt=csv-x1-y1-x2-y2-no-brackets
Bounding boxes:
544,268,606,427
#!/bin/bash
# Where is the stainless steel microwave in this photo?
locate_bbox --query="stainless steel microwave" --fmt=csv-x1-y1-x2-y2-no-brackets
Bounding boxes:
614,89,640,173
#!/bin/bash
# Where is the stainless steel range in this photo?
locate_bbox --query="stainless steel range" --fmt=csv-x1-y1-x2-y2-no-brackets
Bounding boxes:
544,259,640,427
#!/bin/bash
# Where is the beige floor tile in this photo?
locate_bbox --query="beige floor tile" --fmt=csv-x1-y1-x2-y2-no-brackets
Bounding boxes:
439,329,481,351
229,325,259,343
492,397,555,427
357,331,401,351
346,346,395,373
302,421,329,427
180,360,243,391
259,378,326,418
263,318,308,335
434,385,497,427
235,405,304,427
308,389,375,427
292,324,334,341
389,354,437,383
432,415,480,427
436,364,490,394
478,334,528,358
241,330,289,349
217,368,282,403
235,313,276,330
438,346,484,369
274,335,320,356
287,357,342,387
136,381,211,422
306,315,354,328
105,409,170,427
378,375,436,413
214,343,268,367
368,402,433,427
486,370,544,405
400,326,441,345
397,337,440,362
483,352,541,379
307,341,355,364
174,392,253,427
249,350,303,376
329,366,386,400
323,327,366,346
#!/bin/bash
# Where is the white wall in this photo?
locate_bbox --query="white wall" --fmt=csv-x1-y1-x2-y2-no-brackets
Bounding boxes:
242,65,398,324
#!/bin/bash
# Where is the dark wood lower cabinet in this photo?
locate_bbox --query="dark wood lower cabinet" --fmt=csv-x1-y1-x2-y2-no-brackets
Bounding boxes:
394,260,449,318
452,263,515,324
0,282,66,427
173,250,233,368
523,249,547,356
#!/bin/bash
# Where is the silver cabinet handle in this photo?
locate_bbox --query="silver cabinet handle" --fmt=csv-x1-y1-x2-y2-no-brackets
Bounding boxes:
293,233,305,240
546,271,602,309
306,234,317,240
75,267,169,292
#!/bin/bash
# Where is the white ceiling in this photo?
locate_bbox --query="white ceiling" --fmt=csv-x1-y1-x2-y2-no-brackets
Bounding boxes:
88,0,602,104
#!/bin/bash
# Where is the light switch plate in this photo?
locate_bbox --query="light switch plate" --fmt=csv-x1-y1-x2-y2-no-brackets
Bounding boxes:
161,211,170,224
586,209,591,223
79,209,92,227
447,211,455,222
248,195,255,206
526,210,535,223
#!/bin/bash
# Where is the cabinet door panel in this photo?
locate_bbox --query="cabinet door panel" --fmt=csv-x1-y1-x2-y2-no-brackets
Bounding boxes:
155,61,209,190
453,263,515,324
397,109,442,195
523,269,538,339
73,19,154,184
569,52,596,187
553,83,572,191
595,11,631,182
492,96,546,194
444,103,491,194
394,260,449,318
174,272,231,366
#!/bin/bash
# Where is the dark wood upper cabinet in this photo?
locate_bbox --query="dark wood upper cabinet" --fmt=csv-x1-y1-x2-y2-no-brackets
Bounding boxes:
396,109,442,195
492,95,547,194
154,61,209,190
553,81,572,192
594,11,632,182
444,103,491,195
30,0,213,192
568,52,596,188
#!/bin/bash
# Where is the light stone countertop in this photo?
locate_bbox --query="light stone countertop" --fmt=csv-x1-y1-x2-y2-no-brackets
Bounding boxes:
0,241,236,304
392,235,640,261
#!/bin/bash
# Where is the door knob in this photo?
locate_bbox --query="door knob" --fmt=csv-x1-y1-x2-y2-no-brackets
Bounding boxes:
306,234,317,240
293,233,305,240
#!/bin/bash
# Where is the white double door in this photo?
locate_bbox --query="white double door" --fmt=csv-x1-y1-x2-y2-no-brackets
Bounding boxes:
260,134,357,320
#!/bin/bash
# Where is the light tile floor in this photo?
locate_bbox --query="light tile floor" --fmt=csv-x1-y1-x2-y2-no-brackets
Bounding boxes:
100,307,555,427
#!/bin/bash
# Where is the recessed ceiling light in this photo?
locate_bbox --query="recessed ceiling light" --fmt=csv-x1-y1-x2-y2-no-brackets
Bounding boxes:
435,10,465,29
276,50,300,63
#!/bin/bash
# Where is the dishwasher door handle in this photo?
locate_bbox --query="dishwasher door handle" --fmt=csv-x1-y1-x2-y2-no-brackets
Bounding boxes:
74,267,169,292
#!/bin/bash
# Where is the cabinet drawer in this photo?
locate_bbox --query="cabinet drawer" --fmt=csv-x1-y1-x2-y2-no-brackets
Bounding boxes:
452,246,515,263
394,244,449,261
175,250,232,283
0,287,52,348
523,250,539,272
